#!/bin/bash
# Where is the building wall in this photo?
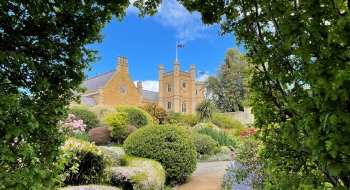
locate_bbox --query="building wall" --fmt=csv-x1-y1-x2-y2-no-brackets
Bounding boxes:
158,61,204,114
99,57,142,107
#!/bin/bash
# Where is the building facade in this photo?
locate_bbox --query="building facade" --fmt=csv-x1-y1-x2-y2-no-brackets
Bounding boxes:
158,61,204,114
75,56,204,114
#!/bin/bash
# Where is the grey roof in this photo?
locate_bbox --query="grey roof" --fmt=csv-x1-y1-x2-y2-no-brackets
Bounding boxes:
82,70,116,93
142,90,158,101
81,96,97,106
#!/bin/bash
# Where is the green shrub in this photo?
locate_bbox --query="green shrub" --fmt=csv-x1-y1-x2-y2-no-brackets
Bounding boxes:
60,185,121,190
110,156,166,190
181,113,199,126
212,113,243,129
191,133,217,155
177,125,195,134
115,105,153,128
193,123,221,132
199,128,231,147
88,127,112,145
123,124,197,186
98,146,126,166
220,146,231,154
68,108,99,132
168,110,182,124
104,112,128,144
71,132,90,142
168,111,199,126
89,105,118,127
59,138,113,186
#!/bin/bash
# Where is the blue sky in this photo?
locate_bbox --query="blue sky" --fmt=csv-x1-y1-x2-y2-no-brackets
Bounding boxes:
85,0,245,92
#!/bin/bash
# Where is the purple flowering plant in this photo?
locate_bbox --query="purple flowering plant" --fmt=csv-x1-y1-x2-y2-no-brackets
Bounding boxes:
222,130,266,189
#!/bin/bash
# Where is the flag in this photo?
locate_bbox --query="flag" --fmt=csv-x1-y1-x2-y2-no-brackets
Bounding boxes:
177,44,185,48
199,70,206,74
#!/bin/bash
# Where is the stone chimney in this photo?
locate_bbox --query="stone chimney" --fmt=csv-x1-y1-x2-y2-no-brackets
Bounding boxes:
117,56,128,73
137,81,143,95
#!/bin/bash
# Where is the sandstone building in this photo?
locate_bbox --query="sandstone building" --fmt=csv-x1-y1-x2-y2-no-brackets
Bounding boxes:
76,56,204,114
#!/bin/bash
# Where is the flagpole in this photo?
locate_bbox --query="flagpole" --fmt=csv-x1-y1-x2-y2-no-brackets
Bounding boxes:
176,42,178,61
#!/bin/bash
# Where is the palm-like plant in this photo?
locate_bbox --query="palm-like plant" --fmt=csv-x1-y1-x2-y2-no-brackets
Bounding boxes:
196,100,216,122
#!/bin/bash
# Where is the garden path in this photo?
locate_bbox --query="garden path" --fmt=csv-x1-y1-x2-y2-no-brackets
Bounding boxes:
174,161,232,190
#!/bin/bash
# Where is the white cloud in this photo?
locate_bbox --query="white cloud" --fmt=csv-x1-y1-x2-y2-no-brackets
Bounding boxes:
196,72,210,82
126,0,214,43
134,80,159,92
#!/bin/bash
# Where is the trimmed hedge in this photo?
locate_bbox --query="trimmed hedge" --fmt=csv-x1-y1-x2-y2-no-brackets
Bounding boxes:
59,138,113,186
110,156,166,190
115,105,153,128
88,127,112,145
193,123,221,132
123,124,197,186
68,108,99,132
89,105,117,127
191,133,217,155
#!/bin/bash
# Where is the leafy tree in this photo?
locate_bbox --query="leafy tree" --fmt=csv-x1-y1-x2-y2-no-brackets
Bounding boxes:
179,0,350,188
196,100,216,122
205,48,249,112
139,102,169,124
0,0,161,189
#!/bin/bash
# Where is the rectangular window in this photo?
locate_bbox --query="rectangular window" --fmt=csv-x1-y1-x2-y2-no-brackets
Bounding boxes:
182,101,186,113
167,101,172,110
196,90,197,95
167,84,172,92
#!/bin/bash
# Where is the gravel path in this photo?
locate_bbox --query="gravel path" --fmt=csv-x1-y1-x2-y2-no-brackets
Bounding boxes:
175,161,232,190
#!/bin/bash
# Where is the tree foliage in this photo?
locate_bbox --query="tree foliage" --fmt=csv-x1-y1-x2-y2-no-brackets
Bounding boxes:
139,102,169,124
0,0,161,189
179,0,350,188
205,48,249,112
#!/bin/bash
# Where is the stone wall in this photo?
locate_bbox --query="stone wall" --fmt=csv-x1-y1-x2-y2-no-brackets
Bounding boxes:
225,107,255,124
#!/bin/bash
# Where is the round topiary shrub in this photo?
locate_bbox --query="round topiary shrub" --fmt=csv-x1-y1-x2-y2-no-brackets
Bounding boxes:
193,122,221,132
220,146,232,154
123,124,197,186
68,108,99,132
191,133,217,155
88,127,112,145
89,105,118,127
115,105,153,128
59,138,113,186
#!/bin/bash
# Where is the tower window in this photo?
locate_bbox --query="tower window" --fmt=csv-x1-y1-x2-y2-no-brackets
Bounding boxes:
167,84,172,92
196,90,197,95
167,101,172,110
182,101,187,113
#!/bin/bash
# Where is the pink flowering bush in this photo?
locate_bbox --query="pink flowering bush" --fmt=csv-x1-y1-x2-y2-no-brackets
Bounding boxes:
58,114,86,135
